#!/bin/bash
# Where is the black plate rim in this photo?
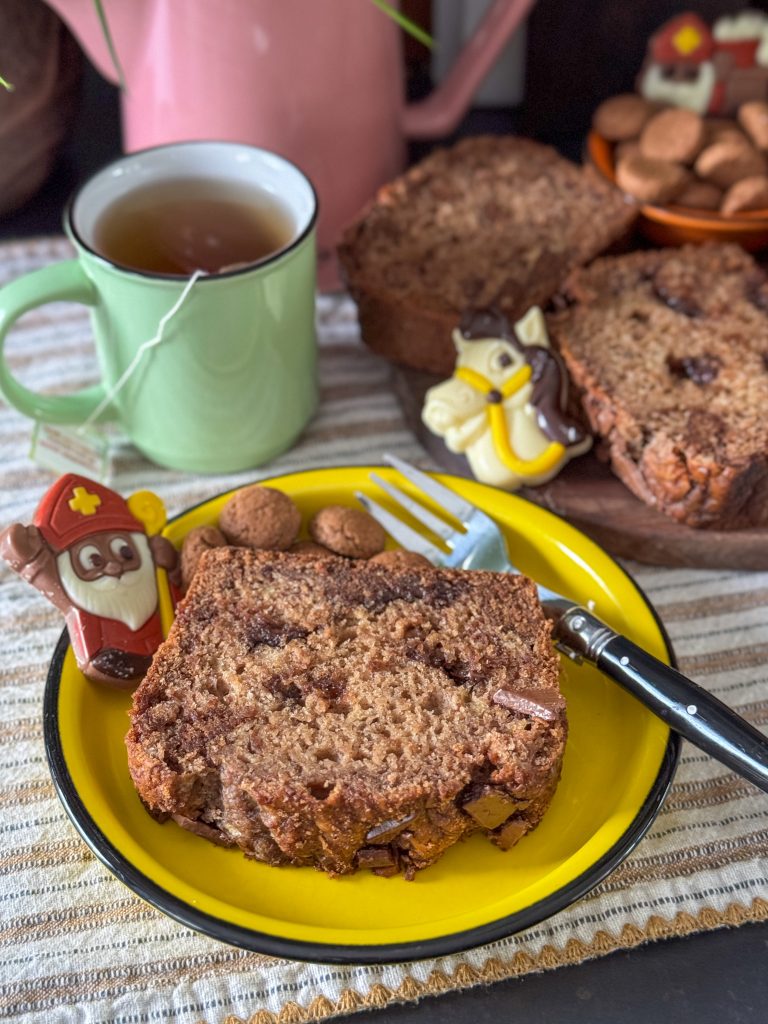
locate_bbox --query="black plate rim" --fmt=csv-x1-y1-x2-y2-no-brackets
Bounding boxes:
43,468,681,965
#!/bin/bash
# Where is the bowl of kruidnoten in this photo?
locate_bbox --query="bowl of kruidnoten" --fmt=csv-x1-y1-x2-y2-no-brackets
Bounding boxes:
44,467,679,963
588,94,768,249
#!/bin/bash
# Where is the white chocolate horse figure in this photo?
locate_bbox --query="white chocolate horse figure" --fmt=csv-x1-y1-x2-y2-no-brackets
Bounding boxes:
422,307,591,490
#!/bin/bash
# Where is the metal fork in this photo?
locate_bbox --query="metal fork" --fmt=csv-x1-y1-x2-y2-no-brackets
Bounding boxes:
356,453,768,794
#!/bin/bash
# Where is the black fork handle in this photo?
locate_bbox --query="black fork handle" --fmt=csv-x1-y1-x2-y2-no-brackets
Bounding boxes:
547,601,768,794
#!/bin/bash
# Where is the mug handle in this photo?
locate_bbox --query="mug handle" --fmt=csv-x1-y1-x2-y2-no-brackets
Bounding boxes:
0,259,109,424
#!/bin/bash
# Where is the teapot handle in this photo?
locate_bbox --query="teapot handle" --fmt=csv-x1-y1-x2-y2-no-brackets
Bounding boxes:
402,0,536,140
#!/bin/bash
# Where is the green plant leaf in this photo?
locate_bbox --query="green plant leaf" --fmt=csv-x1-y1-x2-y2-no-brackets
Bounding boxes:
92,0,127,90
369,0,434,49
0,75,14,92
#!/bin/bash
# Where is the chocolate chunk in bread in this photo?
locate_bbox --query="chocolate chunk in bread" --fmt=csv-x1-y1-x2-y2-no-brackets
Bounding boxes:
493,818,530,850
368,549,434,570
548,244,768,529
673,181,723,211
338,136,637,376
126,548,565,877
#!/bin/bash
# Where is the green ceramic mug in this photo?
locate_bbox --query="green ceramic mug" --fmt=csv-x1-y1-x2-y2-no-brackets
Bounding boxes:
0,142,318,473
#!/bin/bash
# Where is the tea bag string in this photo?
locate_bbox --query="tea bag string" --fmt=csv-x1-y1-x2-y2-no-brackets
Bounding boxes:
78,268,207,433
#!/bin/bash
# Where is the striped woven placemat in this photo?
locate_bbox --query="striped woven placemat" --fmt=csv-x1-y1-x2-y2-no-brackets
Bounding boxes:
0,238,766,1024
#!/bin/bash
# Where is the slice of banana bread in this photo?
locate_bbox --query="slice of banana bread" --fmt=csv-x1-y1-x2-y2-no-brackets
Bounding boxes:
338,135,637,376
126,548,566,878
548,244,768,529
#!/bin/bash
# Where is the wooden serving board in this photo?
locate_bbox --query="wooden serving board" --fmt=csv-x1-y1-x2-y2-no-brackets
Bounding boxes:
394,367,768,571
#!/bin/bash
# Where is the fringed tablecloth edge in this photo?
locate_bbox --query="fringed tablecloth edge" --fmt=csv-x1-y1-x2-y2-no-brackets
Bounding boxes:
197,896,768,1024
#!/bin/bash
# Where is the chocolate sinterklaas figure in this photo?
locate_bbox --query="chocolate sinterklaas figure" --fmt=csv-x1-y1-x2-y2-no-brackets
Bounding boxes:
0,474,180,687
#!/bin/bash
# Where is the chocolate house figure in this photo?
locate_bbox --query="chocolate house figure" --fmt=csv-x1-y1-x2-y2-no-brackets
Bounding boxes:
639,10,768,115
0,474,179,687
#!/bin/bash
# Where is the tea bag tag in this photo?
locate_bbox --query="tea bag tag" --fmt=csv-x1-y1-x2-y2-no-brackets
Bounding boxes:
30,422,112,483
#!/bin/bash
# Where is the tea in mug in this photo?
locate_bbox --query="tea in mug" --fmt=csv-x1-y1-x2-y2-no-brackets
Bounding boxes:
92,177,295,275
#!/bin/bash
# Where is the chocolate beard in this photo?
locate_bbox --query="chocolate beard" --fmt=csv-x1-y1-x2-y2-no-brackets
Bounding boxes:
56,532,158,631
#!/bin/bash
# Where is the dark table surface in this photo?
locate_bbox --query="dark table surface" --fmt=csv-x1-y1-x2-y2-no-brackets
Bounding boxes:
1,60,766,1024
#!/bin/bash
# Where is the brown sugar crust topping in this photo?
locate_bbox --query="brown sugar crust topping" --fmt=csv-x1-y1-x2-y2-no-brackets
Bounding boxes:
126,548,566,877
218,485,301,550
180,525,227,590
309,505,386,558
548,243,768,529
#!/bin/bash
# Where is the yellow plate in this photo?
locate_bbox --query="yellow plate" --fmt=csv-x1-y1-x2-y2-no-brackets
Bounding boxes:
44,467,679,963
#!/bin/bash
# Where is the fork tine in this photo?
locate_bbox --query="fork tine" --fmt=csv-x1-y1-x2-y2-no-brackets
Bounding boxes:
383,453,477,525
355,492,446,564
369,472,460,544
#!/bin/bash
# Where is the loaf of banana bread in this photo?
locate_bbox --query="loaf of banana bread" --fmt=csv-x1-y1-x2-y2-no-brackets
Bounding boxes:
126,548,566,878
548,244,768,529
338,135,637,376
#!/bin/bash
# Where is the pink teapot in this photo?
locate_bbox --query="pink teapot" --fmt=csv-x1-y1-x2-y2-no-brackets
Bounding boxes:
45,0,533,289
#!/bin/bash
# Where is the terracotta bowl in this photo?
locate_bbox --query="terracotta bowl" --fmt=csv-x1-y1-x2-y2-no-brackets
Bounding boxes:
587,130,768,252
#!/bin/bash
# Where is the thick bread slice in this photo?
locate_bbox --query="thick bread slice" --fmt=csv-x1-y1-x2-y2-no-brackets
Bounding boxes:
549,244,768,529
126,548,566,877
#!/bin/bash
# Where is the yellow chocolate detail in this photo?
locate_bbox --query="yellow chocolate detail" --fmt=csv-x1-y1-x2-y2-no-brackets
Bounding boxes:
68,486,102,516
673,25,701,56
488,404,566,476
455,365,565,477
127,490,167,536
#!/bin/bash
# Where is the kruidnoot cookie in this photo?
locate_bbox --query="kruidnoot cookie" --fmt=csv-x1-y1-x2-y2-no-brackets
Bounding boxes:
592,93,658,141
181,525,227,590
673,180,723,210
548,244,768,529
615,152,689,205
615,140,641,164
721,174,768,214
368,549,434,569
422,306,591,491
738,101,768,151
694,139,767,188
218,484,301,550
309,505,386,558
287,539,339,558
640,108,705,165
